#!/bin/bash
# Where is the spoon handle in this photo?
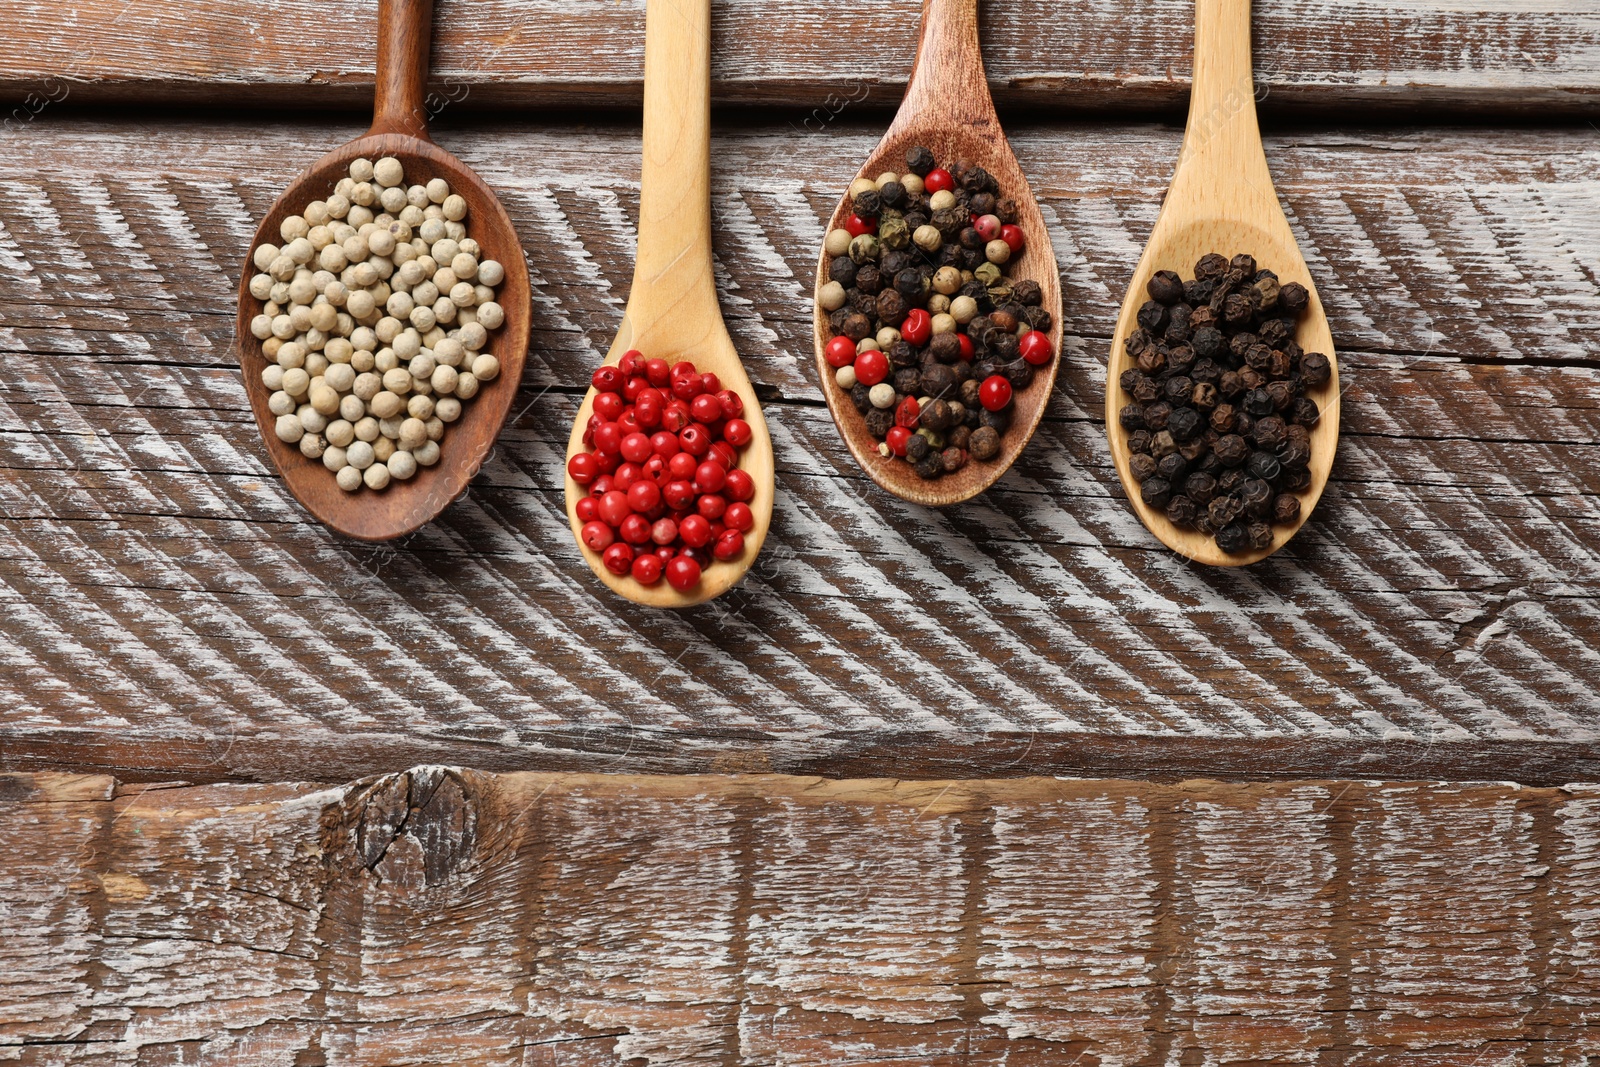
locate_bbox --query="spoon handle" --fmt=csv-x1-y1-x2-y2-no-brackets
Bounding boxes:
628,0,718,329
892,0,994,133
369,0,435,140
1175,0,1272,197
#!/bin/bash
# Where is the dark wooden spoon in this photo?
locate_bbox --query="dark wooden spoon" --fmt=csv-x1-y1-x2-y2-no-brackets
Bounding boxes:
812,0,1063,506
234,0,530,541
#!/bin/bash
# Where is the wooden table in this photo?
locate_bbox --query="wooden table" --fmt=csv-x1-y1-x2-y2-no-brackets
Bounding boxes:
2,1,1598,1061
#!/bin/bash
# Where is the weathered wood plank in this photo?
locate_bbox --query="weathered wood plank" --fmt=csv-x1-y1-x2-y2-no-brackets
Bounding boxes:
2,770,1598,1064
2,0,1598,114
0,119,1597,786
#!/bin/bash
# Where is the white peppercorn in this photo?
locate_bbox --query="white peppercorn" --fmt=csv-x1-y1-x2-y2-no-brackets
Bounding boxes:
387,450,418,480
373,157,404,188
455,372,479,400
414,440,441,467
434,396,462,422
275,414,304,442
325,419,355,448
869,383,896,408
323,445,348,471
336,465,363,491
471,354,499,381
268,390,295,416
442,194,467,221
818,281,846,311
299,433,325,459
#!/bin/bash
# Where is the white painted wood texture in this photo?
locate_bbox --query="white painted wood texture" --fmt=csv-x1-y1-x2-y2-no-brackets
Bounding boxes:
2,769,1598,1064
2,0,1598,113
0,119,1597,785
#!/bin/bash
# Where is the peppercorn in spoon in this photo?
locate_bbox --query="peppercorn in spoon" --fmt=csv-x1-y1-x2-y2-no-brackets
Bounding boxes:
235,0,530,541
1104,0,1339,564
812,0,1063,506
562,0,774,607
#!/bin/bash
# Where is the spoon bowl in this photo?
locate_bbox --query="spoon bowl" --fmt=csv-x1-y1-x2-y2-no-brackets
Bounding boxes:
235,0,530,542
562,0,774,608
1105,0,1339,565
813,0,1063,507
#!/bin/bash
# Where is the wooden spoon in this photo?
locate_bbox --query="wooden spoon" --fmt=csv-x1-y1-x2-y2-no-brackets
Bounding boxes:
235,0,530,542
812,0,1063,507
561,0,774,608
1105,0,1339,565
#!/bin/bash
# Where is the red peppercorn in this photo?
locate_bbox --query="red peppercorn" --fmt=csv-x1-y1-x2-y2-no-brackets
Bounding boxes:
618,350,639,376
722,418,752,447
631,553,663,585
663,480,696,510
567,453,598,484
713,529,745,561
594,451,619,475
590,474,614,496
694,461,726,494
633,389,662,427
716,389,743,419
700,372,721,394
708,440,737,470
679,513,712,548
580,520,614,552
575,497,599,523
958,333,974,361
1018,329,1052,366
598,490,631,527
671,375,701,402
973,214,1001,242
665,555,702,592
825,335,856,368
980,374,1013,411
886,425,911,456
670,360,696,379
901,308,932,346
1000,224,1025,255
855,349,889,386
593,421,622,455
623,375,647,401
697,493,727,520
594,391,625,421
661,401,691,432
666,454,696,482
655,545,676,562
620,432,652,464
691,393,723,424
924,168,954,194
592,366,624,393
602,542,634,576
679,425,711,456
896,394,922,428
724,468,754,502
627,479,661,513
612,463,639,491
616,411,642,435
643,455,666,482
645,358,671,387
843,213,875,237
649,430,679,458
619,513,651,545
723,502,753,532
648,516,677,545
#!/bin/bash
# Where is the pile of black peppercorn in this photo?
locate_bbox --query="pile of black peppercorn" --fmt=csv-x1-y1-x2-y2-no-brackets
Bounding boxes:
1116,253,1331,554
820,145,1056,480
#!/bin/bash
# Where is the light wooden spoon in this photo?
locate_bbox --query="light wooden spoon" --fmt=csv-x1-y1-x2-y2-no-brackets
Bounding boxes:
813,0,1063,507
562,0,774,608
1105,0,1340,565
235,0,530,541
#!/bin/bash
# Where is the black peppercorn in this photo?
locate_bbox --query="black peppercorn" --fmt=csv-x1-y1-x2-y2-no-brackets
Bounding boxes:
906,433,931,462
980,407,1011,433
1214,433,1249,466
1300,351,1331,387
905,146,935,176
923,398,959,432
1140,477,1173,509
864,406,895,438
1127,429,1153,455
1246,450,1281,482
894,268,926,301
1191,382,1218,410
850,382,873,413
1280,466,1312,492
1279,281,1310,314
1183,471,1218,504
1215,522,1251,554
942,447,967,473
853,189,882,218
1195,253,1229,280
881,250,913,276
1143,401,1173,432
914,452,944,479
1002,360,1034,389
876,288,909,327
1229,253,1257,277
1240,478,1273,519
888,341,917,369
1266,380,1296,411
1184,277,1215,305
969,426,1000,460
1290,397,1320,426
1209,402,1237,433
1251,415,1287,452
1165,376,1194,406
1191,358,1222,385
1129,453,1158,483
894,368,921,396
1149,430,1177,458
1137,300,1170,334
880,180,906,209
1012,278,1042,306
1156,452,1188,482
1209,496,1244,528
1242,387,1274,417
1132,375,1161,404
830,255,858,289
1248,521,1274,549
1280,438,1311,469
1272,493,1301,524
921,362,957,398
1257,317,1289,348
1166,494,1198,526
855,265,882,295
1147,270,1185,305
949,425,972,452
1136,347,1167,376
1168,407,1203,442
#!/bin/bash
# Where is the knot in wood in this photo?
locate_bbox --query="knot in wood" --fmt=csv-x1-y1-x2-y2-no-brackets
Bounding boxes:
333,766,478,891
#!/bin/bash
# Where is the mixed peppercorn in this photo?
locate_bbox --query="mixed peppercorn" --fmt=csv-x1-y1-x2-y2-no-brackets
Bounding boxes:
1116,253,1331,554
568,351,756,592
819,146,1055,480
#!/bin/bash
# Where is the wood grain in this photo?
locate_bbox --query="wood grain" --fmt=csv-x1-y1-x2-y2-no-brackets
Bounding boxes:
1,0,1597,114
2,768,1598,1063
1,119,1599,786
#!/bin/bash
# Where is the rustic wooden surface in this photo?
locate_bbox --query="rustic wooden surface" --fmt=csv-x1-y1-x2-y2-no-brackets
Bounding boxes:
0,118,1598,785
2,767,1597,1064
2,0,1599,113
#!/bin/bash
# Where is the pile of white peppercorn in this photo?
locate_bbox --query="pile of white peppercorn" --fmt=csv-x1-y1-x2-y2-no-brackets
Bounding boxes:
247,156,507,491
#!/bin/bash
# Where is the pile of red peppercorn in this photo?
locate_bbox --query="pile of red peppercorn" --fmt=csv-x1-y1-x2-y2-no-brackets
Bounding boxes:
1116,253,1332,555
817,145,1055,480
568,350,756,592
